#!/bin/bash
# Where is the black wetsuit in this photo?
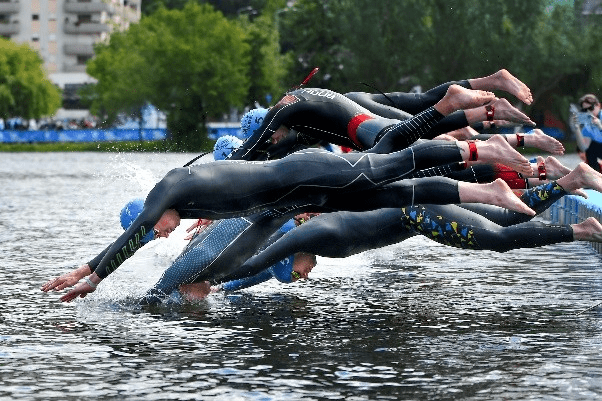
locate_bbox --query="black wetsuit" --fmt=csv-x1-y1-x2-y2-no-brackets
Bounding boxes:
344,79,472,136
91,138,468,280
228,88,458,160
219,181,573,283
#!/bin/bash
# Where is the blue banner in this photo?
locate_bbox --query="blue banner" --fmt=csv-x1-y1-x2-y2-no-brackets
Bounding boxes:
0,128,169,143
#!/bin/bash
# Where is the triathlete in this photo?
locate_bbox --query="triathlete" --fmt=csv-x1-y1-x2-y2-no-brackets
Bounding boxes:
228,70,535,161
43,85,539,302
200,162,602,291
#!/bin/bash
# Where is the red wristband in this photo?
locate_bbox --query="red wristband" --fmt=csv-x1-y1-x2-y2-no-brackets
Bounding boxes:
485,105,495,122
516,133,525,147
468,141,478,161
538,162,546,181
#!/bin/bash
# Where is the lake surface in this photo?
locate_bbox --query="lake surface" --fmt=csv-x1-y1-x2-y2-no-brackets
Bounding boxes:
0,151,601,400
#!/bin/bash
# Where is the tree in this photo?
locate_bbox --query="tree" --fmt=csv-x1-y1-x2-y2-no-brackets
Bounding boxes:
142,0,268,18
278,0,602,132
87,2,251,149
0,38,62,120
237,0,292,107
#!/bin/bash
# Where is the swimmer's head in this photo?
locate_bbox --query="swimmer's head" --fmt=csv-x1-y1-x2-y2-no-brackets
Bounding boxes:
213,135,243,160
269,255,296,283
120,198,154,243
240,108,268,138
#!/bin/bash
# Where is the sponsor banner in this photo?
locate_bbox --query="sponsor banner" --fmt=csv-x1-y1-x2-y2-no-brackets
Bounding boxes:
0,128,168,143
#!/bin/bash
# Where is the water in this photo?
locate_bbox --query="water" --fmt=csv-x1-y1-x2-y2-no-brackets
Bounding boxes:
1,152,601,400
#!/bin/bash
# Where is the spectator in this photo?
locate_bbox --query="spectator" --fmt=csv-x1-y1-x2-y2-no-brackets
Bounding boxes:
573,94,602,171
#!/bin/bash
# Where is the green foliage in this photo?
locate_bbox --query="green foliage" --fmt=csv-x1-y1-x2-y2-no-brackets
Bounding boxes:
87,2,251,149
237,0,292,106
142,0,269,18
278,0,602,128
85,0,602,152
0,38,62,119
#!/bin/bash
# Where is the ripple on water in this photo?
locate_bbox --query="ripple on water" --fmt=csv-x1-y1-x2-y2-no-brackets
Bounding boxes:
1,153,602,400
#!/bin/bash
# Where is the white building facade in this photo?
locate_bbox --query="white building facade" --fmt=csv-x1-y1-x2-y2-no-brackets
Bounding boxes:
0,0,140,90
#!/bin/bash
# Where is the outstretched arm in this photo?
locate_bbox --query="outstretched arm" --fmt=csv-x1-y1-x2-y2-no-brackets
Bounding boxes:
59,272,100,302
41,263,92,292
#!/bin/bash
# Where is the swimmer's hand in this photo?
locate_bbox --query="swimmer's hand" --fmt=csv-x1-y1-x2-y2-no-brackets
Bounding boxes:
184,219,213,240
60,273,102,302
41,264,92,292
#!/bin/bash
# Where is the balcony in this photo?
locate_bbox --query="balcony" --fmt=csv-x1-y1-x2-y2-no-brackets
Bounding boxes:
64,1,114,14
0,2,20,14
64,22,109,34
0,21,19,35
63,63,88,73
64,43,95,55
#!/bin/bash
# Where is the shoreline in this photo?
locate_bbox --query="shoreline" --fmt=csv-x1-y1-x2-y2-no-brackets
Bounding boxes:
0,140,186,153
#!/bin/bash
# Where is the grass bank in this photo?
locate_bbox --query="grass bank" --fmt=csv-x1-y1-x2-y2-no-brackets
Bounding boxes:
0,140,184,152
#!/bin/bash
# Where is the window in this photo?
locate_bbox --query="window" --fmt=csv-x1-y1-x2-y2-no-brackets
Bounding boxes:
77,14,92,23
32,14,39,21
77,55,92,65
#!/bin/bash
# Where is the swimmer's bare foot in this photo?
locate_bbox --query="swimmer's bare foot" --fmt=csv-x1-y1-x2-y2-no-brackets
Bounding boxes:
570,188,589,198
468,134,533,176
557,162,602,193
572,217,602,242
469,69,533,105
434,85,496,116
523,129,565,155
535,156,572,180
458,179,536,216
179,282,212,302
489,98,536,126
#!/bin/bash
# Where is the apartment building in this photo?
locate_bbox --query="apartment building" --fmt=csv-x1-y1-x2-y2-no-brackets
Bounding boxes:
0,0,140,112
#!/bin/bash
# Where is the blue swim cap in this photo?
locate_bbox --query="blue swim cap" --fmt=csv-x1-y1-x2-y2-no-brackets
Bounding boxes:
269,254,295,283
213,135,243,160
120,198,154,243
240,108,268,138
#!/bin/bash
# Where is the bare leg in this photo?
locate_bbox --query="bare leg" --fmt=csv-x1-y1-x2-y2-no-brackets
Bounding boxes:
483,120,520,129
433,85,495,116
556,162,602,192
458,179,536,215
433,126,478,141
464,97,536,126
468,69,533,105
459,135,533,176
572,217,602,242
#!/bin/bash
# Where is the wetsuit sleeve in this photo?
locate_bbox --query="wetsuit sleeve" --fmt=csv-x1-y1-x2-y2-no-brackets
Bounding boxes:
87,236,154,272
93,220,155,279
86,244,111,272
227,107,289,161
93,185,172,279
221,269,274,292
255,132,317,160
